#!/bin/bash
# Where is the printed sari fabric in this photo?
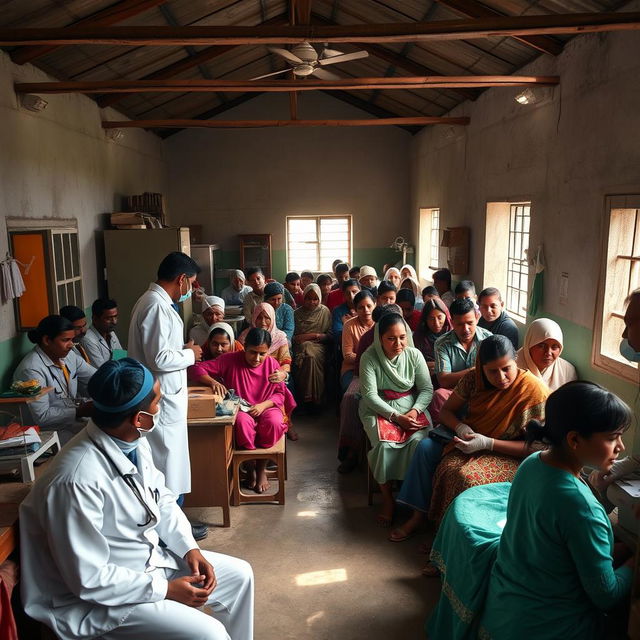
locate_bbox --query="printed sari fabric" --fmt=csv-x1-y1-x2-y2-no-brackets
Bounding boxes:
428,366,548,523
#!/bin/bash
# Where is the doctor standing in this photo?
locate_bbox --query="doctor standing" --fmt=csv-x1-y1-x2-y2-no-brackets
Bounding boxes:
19,358,254,640
128,252,205,538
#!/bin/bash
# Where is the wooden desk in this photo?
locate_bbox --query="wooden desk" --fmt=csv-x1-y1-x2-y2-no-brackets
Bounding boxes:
184,407,238,528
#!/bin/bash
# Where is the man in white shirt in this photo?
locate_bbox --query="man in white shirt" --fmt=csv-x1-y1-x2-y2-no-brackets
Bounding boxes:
19,358,254,640
80,298,123,368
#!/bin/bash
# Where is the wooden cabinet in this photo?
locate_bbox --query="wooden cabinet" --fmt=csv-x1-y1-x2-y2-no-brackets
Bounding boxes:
239,234,272,279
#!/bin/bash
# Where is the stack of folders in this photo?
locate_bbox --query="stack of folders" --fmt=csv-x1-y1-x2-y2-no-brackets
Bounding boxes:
0,427,41,456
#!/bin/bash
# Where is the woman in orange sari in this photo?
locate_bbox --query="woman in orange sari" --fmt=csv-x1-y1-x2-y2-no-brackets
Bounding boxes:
391,334,548,543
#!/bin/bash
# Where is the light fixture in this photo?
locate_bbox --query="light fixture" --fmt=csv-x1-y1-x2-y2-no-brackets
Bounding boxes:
515,89,537,105
20,94,48,112
105,128,124,141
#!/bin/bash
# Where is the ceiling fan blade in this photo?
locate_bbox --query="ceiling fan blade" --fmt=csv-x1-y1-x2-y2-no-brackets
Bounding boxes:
318,50,369,66
249,68,291,81
312,67,342,80
268,46,304,65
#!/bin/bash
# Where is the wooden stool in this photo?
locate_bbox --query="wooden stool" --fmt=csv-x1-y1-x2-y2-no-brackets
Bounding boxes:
231,436,286,506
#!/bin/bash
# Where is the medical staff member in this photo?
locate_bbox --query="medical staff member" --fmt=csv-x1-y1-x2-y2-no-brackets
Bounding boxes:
60,305,92,364
127,252,204,536
80,297,123,367
592,289,640,489
13,315,95,444
19,358,254,640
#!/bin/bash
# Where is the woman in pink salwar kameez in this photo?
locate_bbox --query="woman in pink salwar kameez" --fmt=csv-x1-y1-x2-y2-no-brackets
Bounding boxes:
189,327,295,492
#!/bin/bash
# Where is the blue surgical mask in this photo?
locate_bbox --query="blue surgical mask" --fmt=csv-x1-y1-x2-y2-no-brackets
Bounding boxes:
620,339,640,363
178,281,192,304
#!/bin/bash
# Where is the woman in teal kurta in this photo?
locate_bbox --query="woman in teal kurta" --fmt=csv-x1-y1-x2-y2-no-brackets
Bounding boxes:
427,381,633,640
359,313,433,526
479,381,633,640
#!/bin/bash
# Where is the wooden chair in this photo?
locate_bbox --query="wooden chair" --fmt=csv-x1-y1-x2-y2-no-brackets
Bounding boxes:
231,436,286,506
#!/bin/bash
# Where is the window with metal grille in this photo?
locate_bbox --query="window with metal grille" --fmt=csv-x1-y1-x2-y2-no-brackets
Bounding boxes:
593,196,640,382
287,216,352,273
506,203,531,322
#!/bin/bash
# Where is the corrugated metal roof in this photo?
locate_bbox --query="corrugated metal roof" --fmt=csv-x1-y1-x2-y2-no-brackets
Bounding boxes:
1,0,628,132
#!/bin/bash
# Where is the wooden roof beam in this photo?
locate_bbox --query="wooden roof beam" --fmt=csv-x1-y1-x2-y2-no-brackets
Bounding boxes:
10,0,168,66
435,0,563,55
97,15,289,108
2,13,638,46
15,76,560,94
102,116,471,129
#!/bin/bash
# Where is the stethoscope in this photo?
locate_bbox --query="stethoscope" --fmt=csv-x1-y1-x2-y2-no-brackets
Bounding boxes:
93,438,159,528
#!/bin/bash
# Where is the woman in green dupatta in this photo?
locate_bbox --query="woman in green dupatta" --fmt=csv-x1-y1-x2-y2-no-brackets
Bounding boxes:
359,312,433,526
293,283,332,409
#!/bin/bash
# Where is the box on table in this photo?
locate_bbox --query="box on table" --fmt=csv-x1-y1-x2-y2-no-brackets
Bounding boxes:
187,386,218,420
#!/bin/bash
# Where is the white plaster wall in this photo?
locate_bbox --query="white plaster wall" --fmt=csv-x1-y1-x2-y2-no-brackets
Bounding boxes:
0,51,167,342
410,28,640,329
165,91,411,252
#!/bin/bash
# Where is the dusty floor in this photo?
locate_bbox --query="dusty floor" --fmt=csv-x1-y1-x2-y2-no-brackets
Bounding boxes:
186,407,442,640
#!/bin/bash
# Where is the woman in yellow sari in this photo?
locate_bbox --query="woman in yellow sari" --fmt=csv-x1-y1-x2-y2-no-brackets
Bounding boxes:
293,283,331,408
391,334,548,544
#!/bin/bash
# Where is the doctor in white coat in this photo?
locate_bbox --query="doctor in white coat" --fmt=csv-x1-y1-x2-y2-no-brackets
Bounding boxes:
20,358,254,640
13,315,95,444
128,251,202,502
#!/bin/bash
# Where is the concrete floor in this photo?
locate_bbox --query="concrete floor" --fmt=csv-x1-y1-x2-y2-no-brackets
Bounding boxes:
186,408,442,640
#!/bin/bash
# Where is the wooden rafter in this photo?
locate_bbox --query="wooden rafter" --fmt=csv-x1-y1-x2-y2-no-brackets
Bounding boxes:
15,76,559,94
102,116,471,128
97,14,289,108
2,13,638,46
310,13,477,101
10,0,167,66
435,0,563,55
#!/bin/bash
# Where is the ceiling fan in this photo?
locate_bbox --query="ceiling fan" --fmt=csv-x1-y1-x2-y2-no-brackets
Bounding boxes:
250,42,369,81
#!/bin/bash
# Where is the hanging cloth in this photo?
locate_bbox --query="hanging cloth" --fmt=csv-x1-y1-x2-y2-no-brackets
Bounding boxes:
0,258,26,305
527,244,545,316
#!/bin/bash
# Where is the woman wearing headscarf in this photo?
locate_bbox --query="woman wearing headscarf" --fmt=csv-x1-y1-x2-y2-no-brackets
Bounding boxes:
190,328,295,493
400,264,419,282
200,322,244,362
383,267,402,289
221,269,252,306
293,284,332,408
238,304,291,380
359,313,433,526
413,298,453,380
189,296,225,346
392,336,548,554
400,276,424,311
516,318,577,390
263,282,294,343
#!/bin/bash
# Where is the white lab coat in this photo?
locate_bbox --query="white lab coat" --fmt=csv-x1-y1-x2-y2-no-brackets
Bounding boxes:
19,421,254,640
13,346,96,444
128,283,195,494
80,325,123,369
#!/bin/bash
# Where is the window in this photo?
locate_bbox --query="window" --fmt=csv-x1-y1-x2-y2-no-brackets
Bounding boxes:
8,220,83,330
287,215,352,273
593,196,640,382
506,203,531,321
483,201,531,323
419,207,441,280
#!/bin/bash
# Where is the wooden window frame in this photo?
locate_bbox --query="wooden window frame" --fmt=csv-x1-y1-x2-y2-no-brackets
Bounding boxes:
7,218,83,331
592,195,640,383
286,215,352,273
418,207,441,281
506,202,531,323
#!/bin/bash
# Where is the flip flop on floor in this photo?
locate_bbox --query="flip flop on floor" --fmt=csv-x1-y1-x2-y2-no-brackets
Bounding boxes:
388,527,413,543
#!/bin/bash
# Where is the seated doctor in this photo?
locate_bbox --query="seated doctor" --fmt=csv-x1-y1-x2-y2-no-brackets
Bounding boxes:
13,315,95,444
19,358,254,640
